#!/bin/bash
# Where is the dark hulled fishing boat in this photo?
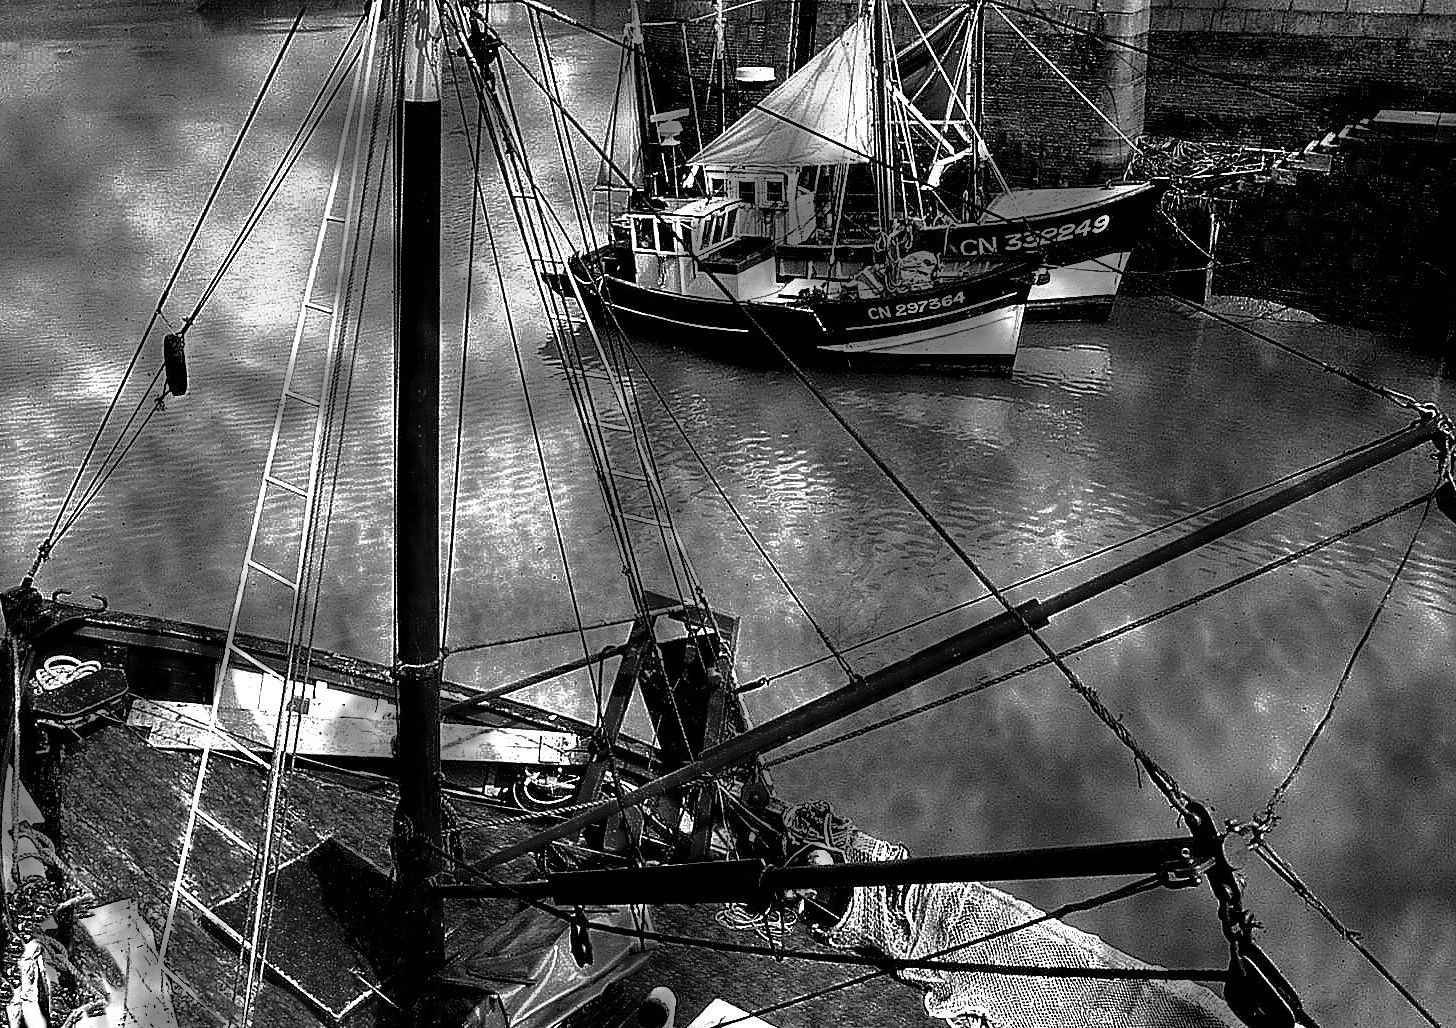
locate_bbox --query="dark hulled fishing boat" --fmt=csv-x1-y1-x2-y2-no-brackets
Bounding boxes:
553,6,1038,370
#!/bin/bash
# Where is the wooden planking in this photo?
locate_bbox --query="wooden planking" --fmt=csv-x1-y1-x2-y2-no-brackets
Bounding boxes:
128,698,585,765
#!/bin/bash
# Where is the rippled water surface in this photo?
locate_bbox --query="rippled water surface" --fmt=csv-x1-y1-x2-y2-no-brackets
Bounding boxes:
3,3,1455,1024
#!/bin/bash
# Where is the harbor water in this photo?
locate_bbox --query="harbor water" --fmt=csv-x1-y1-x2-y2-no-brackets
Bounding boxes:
2,1,1453,1024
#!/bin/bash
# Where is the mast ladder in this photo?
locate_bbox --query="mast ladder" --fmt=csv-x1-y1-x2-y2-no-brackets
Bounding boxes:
158,9,382,1023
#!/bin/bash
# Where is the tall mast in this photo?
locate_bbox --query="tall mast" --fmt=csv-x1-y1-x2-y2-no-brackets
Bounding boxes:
871,0,892,231
394,0,446,1021
627,0,655,197
970,1,984,212
714,0,727,135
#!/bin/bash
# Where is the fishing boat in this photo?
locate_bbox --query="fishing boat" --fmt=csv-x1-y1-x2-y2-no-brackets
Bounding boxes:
631,0,1167,322
3,1,1452,1027
555,4,1038,371
892,3,1167,320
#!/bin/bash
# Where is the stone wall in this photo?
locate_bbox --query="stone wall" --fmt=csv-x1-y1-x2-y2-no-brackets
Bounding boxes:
1146,5,1456,145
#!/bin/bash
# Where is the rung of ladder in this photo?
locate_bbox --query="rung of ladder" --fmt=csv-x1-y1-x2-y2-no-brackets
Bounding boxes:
163,968,230,1027
304,300,334,316
613,469,649,484
622,513,669,529
227,643,285,682
246,560,298,591
326,214,347,225
178,887,246,947
264,474,307,499
284,389,321,408
598,419,632,433
195,808,259,857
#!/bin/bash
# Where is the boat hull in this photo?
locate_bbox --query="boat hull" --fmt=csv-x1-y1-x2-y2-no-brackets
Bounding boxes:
560,251,1033,372
916,180,1165,320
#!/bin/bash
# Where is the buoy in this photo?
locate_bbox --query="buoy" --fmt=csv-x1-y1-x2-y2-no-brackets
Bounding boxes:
163,332,188,396
637,987,677,1028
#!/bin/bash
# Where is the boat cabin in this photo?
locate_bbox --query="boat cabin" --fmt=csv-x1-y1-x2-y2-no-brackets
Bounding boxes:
698,166,819,245
628,196,780,301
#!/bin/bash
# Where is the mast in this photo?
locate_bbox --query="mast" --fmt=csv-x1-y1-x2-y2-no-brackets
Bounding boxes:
791,0,818,72
394,0,446,1021
970,1,984,212
627,0,655,198
871,0,892,230
714,0,727,135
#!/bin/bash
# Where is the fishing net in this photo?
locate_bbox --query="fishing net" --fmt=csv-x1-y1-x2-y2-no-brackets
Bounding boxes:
782,803,1239,1028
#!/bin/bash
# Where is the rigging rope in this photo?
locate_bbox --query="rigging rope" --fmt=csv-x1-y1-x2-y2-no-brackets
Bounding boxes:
443,37,613,720
30,8,316,581
441,87,484,642
1257,481,1436,826
1241,838,1446,1028
990,7,1145,159
619,334,858,682
186,7,373,328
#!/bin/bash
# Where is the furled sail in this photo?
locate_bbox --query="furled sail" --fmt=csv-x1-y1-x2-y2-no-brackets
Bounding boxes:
689,17,873,170
897,10,974,130
596,42,643,190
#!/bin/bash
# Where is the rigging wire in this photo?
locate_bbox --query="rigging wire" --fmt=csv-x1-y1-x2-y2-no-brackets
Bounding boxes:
30,10,307,580
990,6,1144,158
1242,839,1446,1028
185,7,374,328
1257,481,1437,827
442,36,610,720
618,333,859,682
766,490,1433,768
441,83,485,641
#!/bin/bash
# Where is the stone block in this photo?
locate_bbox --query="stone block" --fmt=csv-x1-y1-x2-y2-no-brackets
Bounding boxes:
1290,0,1349,14
1346,0,1423,12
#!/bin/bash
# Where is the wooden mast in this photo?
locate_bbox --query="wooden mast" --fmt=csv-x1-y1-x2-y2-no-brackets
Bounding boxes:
627,0,655,197
714,0,728,135
394,0,446,1021
871,0,892,232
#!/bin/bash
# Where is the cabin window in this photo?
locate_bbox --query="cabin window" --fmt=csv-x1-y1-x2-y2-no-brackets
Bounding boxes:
738,180,757,205
657,219,677,253
765,179,784,205
708,177,726,197
680,225,695,252
633,217,655,252
725,209,738,237
711,215,725,244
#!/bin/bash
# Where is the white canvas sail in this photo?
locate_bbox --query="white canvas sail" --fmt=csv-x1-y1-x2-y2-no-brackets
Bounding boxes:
690,17,873,170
